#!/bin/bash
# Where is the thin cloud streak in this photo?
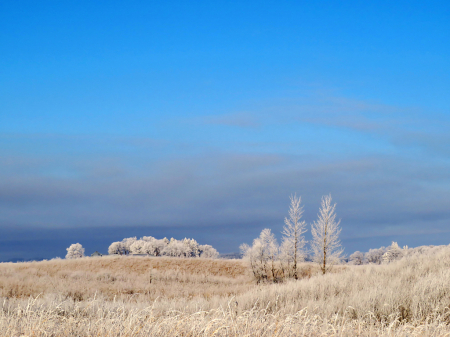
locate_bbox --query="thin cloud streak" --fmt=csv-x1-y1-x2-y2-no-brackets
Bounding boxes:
201,92,450,156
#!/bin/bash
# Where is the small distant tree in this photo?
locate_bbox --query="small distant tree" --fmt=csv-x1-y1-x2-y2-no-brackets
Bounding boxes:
349,251,364,265
311,194,344,274
365,247,386,264
382,242,404,264
199,244,219,258
281,194,307,280
66,243,85,259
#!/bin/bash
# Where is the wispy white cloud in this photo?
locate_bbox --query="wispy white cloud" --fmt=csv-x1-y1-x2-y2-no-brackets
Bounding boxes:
197,91,450,157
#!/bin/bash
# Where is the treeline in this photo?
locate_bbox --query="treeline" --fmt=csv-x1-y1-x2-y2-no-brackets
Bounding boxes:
241,194,344,283
108,236,219,259
349,241,450,265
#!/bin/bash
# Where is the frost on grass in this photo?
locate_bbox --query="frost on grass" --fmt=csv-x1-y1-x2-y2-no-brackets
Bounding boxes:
2,248,450,336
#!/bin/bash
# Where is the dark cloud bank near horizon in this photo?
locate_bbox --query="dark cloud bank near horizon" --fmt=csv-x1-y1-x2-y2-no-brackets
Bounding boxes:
2,224,450,262
1,138,450,262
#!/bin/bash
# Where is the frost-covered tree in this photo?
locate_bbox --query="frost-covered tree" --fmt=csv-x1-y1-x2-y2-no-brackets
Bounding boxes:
365,247,386,264
142,239,165,256
311,194,344,274
108,241,125,255
182,238,201,257
108,235,218,259
130,240,146,254
254,232,269,275
281,194,307,280
240,243,257,278
154,239,169,256
260,228,279,280
349,251,364,265
66,243,85,259
241,229,279,282
240,243,251,260
350,243,446,265
121,237,137,255
199,244,219,258
382,242,404,264
278,239,294,278
240,238,266,282
162,238,189,257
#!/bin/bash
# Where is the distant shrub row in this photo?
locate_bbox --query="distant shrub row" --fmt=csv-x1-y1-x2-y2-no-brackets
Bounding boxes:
348,241,449,265
108,236,219,259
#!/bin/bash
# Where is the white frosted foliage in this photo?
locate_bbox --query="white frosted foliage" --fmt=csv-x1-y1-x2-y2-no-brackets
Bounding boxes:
349,251,364,265
107,236,218,258
66,243,85,259
311,194,344,274
108,242,125,255
281,194,307,279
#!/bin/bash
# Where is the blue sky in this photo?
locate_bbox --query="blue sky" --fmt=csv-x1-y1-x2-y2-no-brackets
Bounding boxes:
1,1,449,260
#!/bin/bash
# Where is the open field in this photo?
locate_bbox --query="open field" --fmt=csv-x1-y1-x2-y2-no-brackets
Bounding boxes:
2,251,450,336
0,256,252,303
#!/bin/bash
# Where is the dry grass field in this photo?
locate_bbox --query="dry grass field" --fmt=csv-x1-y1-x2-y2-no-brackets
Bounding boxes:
0,256,252,303
2,251,450,336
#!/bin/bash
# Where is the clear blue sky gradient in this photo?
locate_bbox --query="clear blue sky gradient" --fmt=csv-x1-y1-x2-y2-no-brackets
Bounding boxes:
1,1,449,260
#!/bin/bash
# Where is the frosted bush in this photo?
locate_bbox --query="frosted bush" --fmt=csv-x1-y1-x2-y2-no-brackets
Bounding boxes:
66,243,85,259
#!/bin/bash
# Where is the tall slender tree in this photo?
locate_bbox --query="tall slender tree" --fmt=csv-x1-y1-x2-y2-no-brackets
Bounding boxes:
311,194,344,274
281,194,307,280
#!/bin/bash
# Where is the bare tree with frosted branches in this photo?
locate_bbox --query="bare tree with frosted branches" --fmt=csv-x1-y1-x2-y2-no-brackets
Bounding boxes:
281,194,307,280
311,194,344,274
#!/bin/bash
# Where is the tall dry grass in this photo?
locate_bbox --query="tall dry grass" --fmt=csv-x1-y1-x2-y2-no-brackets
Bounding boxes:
2,295,450,336
0,256,252,302
1,249,450,335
